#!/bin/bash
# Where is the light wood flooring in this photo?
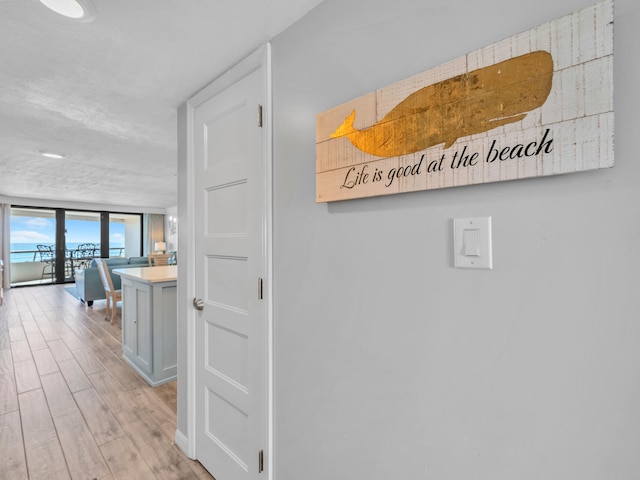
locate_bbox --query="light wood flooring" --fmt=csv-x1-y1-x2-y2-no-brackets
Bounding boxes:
0,284,214,480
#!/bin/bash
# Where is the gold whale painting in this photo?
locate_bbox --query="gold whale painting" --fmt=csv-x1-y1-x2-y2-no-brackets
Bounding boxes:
330,51,553,157
316,0,614,203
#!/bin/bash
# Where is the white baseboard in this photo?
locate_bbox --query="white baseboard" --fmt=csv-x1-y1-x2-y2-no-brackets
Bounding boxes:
175,429,192,458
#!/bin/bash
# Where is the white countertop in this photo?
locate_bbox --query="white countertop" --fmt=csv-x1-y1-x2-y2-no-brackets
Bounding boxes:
113,265,177,283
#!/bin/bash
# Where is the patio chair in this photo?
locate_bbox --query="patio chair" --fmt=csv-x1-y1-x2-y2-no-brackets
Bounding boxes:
74,243,98,270
95,259,122,324
36,244,55,281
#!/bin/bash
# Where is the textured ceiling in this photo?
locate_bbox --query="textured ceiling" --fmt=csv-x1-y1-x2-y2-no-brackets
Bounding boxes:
0,0,324,210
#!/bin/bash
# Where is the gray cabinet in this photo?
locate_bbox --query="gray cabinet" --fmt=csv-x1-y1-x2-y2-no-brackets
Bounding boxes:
117,267,177,387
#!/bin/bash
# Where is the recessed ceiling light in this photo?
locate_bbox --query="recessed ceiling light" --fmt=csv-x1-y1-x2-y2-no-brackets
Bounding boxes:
38,0,96,22
40,151,65,159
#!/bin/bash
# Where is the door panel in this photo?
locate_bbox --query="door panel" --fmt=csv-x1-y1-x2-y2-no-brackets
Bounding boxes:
135,288,151,373
121,284,136,358
205,102,250,167
194,60,267,480
206,255,249,311
206,322,249,387
206,388,250,461
206,182,248,234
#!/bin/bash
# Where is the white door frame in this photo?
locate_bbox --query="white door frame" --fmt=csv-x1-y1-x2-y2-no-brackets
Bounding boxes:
176,43,273,478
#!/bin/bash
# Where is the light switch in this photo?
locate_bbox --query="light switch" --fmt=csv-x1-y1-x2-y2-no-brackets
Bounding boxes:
453,217,492,269
463,229,480,256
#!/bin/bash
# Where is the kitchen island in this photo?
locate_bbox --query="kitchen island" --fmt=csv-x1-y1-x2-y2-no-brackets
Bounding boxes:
113,265,177,386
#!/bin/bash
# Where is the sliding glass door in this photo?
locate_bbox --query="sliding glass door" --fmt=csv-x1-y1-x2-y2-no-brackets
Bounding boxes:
65,211,101,281
9,206,143,286
9,207,57,286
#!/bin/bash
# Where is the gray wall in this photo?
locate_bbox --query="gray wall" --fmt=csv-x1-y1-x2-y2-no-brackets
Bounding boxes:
271,0,640,478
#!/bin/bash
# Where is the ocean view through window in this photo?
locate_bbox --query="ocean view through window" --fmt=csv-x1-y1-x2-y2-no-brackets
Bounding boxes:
9,207,142,286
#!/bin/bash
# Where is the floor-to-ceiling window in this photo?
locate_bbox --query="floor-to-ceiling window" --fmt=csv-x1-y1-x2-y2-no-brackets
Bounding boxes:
9,207,143,286
9,207,57,286
65,210,101,278
109,213,141,258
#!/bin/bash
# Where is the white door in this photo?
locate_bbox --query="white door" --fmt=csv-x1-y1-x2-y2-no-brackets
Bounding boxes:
192,49,269,479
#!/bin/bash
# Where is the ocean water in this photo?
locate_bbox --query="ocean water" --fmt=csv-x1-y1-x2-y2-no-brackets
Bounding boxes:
10,243,124,263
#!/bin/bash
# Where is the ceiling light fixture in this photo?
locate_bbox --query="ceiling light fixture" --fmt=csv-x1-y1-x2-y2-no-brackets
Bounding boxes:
37,0,96,22
40,151,65,159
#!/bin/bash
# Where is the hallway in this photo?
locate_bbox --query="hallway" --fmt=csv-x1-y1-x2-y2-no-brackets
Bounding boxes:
0,284,213,480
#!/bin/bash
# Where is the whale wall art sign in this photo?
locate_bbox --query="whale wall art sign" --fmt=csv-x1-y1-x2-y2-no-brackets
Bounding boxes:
315,0,614,202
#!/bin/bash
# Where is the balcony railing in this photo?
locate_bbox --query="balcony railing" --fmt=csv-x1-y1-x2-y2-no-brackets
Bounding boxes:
9,247,125,286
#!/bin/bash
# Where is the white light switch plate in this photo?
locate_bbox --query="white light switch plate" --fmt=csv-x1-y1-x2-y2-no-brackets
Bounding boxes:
453,217,492,269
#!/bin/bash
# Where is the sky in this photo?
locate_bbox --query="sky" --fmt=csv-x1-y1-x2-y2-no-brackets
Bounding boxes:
10,215,125,247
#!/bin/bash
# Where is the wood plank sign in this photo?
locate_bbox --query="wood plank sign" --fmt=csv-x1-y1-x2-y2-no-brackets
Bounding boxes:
316,0,614,202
